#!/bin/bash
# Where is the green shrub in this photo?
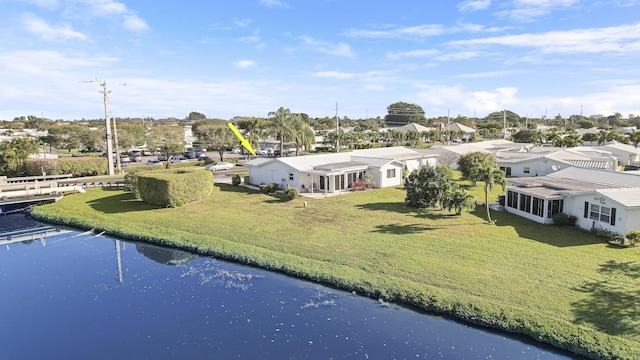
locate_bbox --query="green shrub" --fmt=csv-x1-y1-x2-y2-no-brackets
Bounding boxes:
259,184,269,193
124,166,162,194
231,174,241,186
625,230,640,246
283,186,300,201
567,215,577,226
136,168,213,207
25,158,107,177
244,176,251,185
552,212,569,226
268,183,280,193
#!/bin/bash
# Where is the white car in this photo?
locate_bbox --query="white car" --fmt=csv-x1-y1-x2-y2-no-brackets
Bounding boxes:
169,155,189,163
206,162,234,171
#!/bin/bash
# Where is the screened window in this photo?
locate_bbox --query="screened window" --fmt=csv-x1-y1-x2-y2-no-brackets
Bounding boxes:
547,199,564,218
532,197,544,217
507,190,518,208
524,167,530,174
519,194,532,213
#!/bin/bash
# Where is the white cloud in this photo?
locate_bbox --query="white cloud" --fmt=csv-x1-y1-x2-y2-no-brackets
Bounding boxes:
22,13,87,41
496,0,580,22
295,36,355,58
386,50,439,60
312,71,357,79
123,15,149,32
448,23,640,55
458,0,491,12
344,24,445,40
233,19,251,28
260,0,289,9
234,60,256,68
89,0,127,16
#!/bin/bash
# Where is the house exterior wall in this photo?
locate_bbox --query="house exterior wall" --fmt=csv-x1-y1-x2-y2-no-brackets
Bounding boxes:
568,193,637,235
248,162,290,187
499,158,567,177
378,163,403,188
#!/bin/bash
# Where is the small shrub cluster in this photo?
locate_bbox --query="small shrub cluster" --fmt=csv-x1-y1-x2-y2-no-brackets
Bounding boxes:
244,176,251,185
231,174,241,186
590,226,622,242
259,183,280,194
625,230,640,246
552,212,569,226
283,186,300,201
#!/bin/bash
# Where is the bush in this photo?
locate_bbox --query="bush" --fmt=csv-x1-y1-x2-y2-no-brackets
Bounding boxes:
259,184,269,194
231,174,241,186
25,158,107,177
567,215,577,226
136,168,213,207
283,187,300,201
268,183,280,193
552,212,569,226
244,176,251,185
625,230,640,246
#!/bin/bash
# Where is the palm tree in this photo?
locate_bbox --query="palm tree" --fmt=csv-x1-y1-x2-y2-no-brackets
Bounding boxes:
291,115,315,155
627,129,640,148
476,165,507,223
448,187,476,215
267,107,293,157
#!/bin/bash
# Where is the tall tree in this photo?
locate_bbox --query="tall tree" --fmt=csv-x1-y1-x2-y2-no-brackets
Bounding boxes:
267,107,294,157
385,102,426,125
0,137,39,176
627,129,640,148
194,126,234,162
458,152,506,223
147,125,185,168
404,166,454,209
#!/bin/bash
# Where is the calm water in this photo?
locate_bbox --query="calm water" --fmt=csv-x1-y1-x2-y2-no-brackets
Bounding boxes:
0,226,580,359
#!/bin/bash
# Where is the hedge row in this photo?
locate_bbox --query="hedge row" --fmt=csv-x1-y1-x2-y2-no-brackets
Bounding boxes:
25,158,107,177
136,168,213,207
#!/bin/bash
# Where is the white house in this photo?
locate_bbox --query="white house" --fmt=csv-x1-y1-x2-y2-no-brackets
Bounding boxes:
504,167,640,235
497,147,618,177
244,146,438,195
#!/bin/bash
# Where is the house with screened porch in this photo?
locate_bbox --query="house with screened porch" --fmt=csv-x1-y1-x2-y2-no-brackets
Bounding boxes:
504,167,640,235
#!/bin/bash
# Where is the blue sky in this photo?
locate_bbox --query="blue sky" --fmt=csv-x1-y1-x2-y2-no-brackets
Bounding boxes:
1,0,640,121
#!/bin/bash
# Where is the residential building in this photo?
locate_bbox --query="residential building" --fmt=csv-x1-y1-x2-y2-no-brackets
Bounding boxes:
505,167,640,235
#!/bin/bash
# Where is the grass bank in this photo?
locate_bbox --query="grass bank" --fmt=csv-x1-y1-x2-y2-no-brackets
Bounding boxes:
31,183,640,359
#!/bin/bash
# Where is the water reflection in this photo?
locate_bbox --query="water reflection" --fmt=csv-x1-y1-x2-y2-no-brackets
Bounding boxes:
0,223,581,359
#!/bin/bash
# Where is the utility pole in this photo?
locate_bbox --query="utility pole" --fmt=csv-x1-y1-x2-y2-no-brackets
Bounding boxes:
335,102,339,153
99,81,115,176
503,109,507,139
112,114,122,174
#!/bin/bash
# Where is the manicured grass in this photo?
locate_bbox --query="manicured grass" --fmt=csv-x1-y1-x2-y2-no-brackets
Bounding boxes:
31,183,640,359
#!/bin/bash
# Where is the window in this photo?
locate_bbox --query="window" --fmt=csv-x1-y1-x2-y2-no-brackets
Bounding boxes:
532,197,544,217
519,194,532,213
386,169,396,178
289,173,294,181
589,204,615,224
524,167,530,174
500,167,512,176
547,199,564,218
507,190,518,208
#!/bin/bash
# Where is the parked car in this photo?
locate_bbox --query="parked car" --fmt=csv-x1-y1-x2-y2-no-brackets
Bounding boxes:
120,155,130,163
146,159,163,166
183,149,197,159
157,153,168,161
194,148,207,158
72,152,84,157
259,148,273,156
232,148,241,154
205,162,234,171
129,150,142,162
170,155,189,163
142,150,153,156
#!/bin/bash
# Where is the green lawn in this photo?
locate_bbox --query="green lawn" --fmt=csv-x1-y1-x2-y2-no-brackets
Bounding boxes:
31,181,640,359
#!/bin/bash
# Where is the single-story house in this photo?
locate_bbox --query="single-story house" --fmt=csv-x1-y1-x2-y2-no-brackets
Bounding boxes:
576,142,640,166
395,122,436,133
497,147,618,177
504,167,640,235
244,146,438,195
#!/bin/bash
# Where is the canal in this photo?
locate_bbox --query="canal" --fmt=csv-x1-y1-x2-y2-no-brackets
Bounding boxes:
0,216,581,359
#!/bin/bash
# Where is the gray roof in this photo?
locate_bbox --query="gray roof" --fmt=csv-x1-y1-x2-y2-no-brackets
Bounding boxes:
548,167,640,188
